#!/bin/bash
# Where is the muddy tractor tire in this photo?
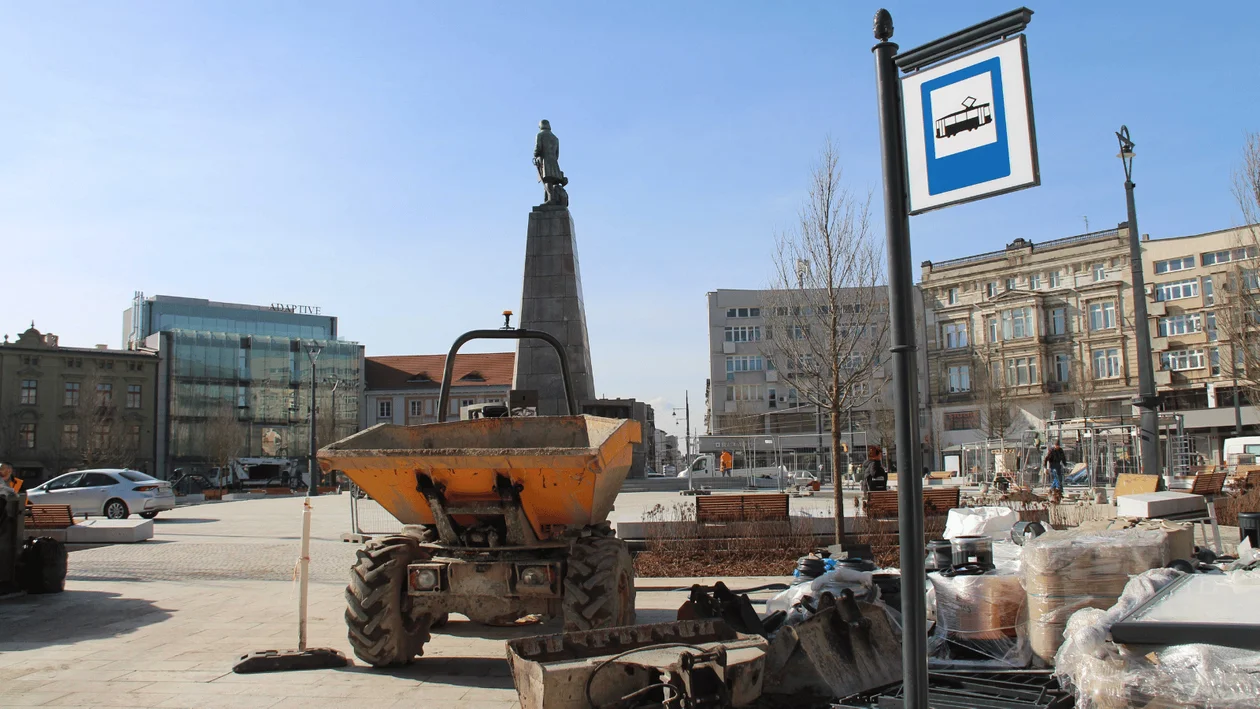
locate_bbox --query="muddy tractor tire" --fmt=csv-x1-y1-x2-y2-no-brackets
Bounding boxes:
562,535,636,632
345,535,433,667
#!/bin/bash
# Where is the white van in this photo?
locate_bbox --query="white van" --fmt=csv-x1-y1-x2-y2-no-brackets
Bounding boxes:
1222,436,1260,466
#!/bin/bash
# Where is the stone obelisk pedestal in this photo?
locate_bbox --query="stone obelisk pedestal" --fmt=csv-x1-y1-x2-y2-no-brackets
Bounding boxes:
514,205,596,415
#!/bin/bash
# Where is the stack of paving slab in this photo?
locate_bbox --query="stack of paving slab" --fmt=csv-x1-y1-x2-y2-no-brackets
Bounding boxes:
35,519,154,545
1021,525,1189,666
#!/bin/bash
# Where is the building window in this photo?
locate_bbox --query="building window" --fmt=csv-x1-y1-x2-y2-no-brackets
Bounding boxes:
944,411,979,431
947,287,959,305
1052,403,1076,420
1005,356,1040,386
127,425,141,450
947,365,971,393
1201,247,1258,266
64,382,80,407
1211,347,1221,376
1157,313,1202,337
1160,349,1205,372
790,325,809,340
126,384,142,409
767,387,777,409
725,307,760,318
96,383,113,405
1005,277,1016,291
18,423,35,449
986,317,998,344
377,399,392,419
409,400,424,417
850,382,870,398
1206,312,1218,341
1203,276,1215,305
62,423,79,448
1029,274,1041,290
723,326,762,343
1049,271,1061,288
1089,302,1117,331
19,379,36,405
1092,348,1122,379
725,355,764,375
1054,354,1071,383
1155,256,1195,274
725,384,763,402
1093,263,1106,281
1049,307,1067,336
1000,307,1033,340
942,322,969,349
985,282,998,298
94,424,111,449
1156,278,1199,302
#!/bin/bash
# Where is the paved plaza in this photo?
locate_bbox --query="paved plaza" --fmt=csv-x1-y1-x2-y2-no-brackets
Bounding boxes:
0,495,787,708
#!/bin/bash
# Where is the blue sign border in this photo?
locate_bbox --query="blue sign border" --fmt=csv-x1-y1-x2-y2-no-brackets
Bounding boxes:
921,57,1010,196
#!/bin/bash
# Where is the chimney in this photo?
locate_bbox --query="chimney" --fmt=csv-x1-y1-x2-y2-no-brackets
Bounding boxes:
95,344,108,350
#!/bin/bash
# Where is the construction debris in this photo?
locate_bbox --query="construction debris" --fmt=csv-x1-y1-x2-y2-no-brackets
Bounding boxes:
836,669,1073,708
505,619,767,709
763,588,903,699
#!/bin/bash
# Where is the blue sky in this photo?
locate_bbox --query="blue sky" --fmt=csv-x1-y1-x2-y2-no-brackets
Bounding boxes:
3,1,1257,440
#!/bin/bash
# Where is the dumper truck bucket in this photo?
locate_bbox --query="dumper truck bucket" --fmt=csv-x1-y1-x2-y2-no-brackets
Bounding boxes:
318,415,641,542
506,619,768,709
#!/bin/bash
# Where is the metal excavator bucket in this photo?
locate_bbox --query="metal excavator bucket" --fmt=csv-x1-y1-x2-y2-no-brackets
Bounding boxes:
319,414,640,542
763,588,903,699
506,619,768,709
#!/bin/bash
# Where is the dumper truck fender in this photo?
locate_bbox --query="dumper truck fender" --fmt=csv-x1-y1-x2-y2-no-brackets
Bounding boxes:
562,532,636,631
345,535,434,667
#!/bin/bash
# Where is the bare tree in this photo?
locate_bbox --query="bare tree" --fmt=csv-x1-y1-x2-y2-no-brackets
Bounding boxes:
1069,355,1107,419
203,404,244,487
974,351,1018,440
1218,132,1260,402
65,367,138,470
762,141,889,545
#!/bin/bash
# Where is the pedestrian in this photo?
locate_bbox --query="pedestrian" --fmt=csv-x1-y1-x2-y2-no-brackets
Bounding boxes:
719,450,733,478
0,463,22,494
860,445,888,493
1044,441,1066,500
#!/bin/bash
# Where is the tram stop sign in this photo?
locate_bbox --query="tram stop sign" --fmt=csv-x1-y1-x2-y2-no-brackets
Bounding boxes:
902,35,1038,215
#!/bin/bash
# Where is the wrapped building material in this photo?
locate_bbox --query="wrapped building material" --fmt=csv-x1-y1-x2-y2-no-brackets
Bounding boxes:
1021,527,1176,665
929,571,1029,668
1056,568,1260,709
1075,516,1194,562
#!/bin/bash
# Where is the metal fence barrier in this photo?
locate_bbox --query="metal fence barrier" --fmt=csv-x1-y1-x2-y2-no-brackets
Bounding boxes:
348,484,403,538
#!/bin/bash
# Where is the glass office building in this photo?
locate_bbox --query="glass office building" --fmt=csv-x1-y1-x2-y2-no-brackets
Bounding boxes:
159,331,363,472
124,294,337,349
124,293,362,477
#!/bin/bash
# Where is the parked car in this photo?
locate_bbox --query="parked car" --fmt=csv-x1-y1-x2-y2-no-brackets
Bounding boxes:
25,469,176,519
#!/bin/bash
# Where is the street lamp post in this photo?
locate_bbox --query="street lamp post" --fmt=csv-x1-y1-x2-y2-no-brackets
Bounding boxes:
1117,126,1162,480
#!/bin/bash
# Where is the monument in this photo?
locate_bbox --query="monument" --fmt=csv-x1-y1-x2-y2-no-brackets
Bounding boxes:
513,120,597,415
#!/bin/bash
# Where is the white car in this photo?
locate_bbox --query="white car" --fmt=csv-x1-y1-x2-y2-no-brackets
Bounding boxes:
26,469,176,520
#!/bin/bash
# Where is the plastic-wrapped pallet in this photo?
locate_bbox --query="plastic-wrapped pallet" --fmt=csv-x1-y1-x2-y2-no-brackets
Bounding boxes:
1021,527,1175,666
929,571,1029,668
1055,568,1260,709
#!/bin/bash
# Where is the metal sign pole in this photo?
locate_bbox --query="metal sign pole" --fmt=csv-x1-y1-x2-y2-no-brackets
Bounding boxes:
872,10,929,707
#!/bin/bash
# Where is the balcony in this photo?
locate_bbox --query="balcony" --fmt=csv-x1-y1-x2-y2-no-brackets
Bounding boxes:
1047,381,1069,393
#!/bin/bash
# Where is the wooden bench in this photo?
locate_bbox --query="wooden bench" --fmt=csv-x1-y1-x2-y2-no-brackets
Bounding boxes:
25,504,75,530
864,488,961,520
1190,471,1228,497
928,471,954,481
695,494,790,523
1230,466,1260,491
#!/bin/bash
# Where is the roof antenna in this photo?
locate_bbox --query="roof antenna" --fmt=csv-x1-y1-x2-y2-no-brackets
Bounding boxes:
501,310,514,330
1083,216,1089,232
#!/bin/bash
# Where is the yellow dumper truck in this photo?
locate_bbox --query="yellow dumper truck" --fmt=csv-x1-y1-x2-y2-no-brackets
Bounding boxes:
319,326,640,667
